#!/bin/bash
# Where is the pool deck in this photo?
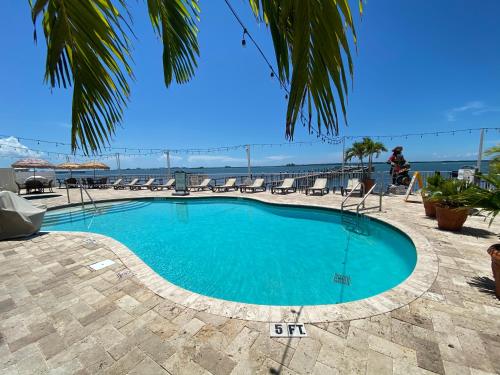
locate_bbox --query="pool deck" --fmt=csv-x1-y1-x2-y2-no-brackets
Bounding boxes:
1,188,499,374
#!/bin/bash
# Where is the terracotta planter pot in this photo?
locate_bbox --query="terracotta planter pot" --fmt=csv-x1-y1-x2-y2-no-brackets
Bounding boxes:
362,178,375,194
487,244,500,299
423,198,437,218
435,205,468,231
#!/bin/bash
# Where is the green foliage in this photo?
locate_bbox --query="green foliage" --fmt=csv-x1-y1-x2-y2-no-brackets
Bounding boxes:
461,173,500,226
344,137,387,177
31,0,133,154
344,141,365,167
30,0,359,154
429,179,470,208
147,0,200,86
485,144,500,174
249,0,358,139
422,173,445,197
362,137,387,177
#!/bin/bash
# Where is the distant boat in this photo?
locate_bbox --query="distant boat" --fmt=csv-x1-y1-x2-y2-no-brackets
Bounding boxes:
285,163,296,167
224,165,231,168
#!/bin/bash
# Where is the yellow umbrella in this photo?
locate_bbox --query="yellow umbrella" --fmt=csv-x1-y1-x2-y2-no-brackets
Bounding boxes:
80,161,110,179
55,162,83,177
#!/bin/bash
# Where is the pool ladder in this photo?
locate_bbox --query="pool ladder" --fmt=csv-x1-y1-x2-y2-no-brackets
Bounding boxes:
340,182,382,235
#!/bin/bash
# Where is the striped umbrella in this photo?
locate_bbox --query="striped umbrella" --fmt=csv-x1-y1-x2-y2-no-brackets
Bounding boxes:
11,158,55,179
80,161,110,179
56,162,83,177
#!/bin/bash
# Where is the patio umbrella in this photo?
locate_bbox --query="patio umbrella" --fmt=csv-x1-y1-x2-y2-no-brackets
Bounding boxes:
11,158,55,179
55,162,82,178
80,161,110,179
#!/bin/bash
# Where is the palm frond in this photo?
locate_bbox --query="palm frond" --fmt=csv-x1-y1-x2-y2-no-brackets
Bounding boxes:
147,0,200,86
344,141,365,163
249,0,357,138
31,0,133,154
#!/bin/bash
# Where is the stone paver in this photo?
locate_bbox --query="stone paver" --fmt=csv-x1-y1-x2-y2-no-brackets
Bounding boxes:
0,188,499,374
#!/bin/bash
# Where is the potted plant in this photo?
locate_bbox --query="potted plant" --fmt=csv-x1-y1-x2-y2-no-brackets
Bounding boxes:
429,179,470,231
344,137,386,193
421,173,444,218
460,170,500,298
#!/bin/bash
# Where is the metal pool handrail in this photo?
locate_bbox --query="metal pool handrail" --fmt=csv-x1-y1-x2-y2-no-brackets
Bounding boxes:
340,181,364,212
356,183,380,215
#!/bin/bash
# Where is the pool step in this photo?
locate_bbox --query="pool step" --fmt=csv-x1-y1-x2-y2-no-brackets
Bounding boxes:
43,201,151,226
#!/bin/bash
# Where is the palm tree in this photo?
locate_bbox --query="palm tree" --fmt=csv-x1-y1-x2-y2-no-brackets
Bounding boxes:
485,144,500,174
28,0,360,154
362,137,387,178
344,141,366,170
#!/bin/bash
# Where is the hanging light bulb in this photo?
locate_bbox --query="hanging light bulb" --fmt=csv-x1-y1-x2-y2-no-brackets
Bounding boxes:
241,29,247,47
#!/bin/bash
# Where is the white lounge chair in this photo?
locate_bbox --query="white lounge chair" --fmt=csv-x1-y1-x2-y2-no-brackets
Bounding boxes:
240,178,266,193
343,178,363,196
106,178,123,189
132,178,156,191
157,178,175,190
188,178,212,191
126,178,139,190
305,178,329,196
212,178,238,193
271,178,296,194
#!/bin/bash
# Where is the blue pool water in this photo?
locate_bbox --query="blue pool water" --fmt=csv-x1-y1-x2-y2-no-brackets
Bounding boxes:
42,198,417,306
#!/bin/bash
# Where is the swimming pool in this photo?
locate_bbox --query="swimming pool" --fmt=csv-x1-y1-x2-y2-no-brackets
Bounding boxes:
42,198,417,306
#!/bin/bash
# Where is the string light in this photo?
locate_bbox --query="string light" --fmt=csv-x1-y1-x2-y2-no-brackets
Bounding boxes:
1,127,497,160
241,29,247,47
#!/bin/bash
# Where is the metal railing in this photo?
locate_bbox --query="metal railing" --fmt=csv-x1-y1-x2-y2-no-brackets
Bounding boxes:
55,169,494,194
341,182,364,213
77,182,97,211
356,183,382,215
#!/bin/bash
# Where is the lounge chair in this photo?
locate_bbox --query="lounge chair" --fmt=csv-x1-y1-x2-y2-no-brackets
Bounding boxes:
240,178,266,193
157,178,175,190
188,178,212,191
132,178,157,191
342,178,363,196
126,178,139,190
106,178,123,189
305,178,329,196
212,178,238,193
271,178,296,194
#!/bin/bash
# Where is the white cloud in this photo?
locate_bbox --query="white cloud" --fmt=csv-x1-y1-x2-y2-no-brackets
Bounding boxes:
265,155,292,161
445,101,485,122
472,107,500,116
0,137,39,158
445,100,500,122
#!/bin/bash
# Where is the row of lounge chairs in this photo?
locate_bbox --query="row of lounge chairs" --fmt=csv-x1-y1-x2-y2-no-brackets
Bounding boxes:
109,178,176,191
190,177,362,196
60,176,363,196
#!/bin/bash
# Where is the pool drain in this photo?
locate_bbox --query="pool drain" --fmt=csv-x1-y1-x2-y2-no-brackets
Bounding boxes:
333,273,351,286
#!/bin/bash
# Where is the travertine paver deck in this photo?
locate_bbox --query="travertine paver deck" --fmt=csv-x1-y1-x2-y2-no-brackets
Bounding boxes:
1,187,499,374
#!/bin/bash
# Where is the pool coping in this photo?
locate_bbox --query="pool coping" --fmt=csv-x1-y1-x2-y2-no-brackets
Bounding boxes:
43,195,439,323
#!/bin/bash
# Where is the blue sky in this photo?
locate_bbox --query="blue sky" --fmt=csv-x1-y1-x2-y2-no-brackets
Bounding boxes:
0,0,499,168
